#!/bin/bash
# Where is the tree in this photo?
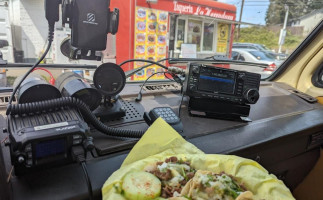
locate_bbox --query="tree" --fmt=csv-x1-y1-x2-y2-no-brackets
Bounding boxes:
265,0,323,25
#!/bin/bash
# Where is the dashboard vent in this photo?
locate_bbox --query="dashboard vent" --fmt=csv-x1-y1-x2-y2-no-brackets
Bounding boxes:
142,83,181,92
0,93,16,107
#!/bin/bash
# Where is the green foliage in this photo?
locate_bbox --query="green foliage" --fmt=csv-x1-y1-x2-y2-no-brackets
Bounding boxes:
235,27,303,52
7,76,16,87
237,27,278,49
284,30,304,50
266,0,323,25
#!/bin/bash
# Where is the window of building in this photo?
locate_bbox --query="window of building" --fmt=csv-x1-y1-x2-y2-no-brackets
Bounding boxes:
187,19,202,51
175,19,185,51
203,23,215,51
174,16,231,55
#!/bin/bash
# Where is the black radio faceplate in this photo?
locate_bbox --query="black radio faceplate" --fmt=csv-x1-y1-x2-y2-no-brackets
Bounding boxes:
7,108,89,176
185,63,261,104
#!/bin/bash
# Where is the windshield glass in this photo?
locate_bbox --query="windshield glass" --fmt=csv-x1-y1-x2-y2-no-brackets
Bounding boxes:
259,45,271,51
0,0,322,85
249,51,276,61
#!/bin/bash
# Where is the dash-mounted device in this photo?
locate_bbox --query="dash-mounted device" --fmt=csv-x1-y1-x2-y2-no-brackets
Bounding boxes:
60,0,119,60
184,63,261,120
7,108,91,176
185,63,260,104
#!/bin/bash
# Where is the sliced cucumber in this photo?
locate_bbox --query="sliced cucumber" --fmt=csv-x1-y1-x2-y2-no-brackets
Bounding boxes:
122,171,161,200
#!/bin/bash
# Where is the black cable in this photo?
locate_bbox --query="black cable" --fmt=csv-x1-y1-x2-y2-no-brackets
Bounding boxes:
8,25,54,105
8,41,52,105
119,59,168,70
72,146,93,200
178,86,184,118
136,72,173,102
81,162,93,200
7,97,145,138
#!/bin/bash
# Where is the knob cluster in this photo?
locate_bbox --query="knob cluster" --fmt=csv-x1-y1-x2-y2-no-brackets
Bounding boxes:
244,89,260,104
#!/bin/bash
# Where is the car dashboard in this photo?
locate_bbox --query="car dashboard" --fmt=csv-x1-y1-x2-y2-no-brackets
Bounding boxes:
0,80,323,199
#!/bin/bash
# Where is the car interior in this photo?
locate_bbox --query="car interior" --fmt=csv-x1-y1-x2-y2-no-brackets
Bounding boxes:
0,1,322,199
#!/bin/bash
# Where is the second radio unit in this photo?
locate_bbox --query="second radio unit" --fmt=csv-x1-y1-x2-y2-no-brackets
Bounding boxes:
184,63,261,105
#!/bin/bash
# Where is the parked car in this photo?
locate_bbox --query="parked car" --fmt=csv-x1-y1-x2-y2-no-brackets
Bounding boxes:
231,48,283,78
233,43,288,60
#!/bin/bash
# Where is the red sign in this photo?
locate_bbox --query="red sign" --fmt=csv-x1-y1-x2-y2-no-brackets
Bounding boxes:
136,0,236,21
172,1,235,20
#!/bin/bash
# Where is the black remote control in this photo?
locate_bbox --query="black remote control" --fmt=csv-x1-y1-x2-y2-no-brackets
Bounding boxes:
144,107,183,133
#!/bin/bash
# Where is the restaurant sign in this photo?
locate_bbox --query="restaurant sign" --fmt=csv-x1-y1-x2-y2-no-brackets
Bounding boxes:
172,1,235,20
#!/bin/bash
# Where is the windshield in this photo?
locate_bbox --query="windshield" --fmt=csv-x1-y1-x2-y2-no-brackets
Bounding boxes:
0,0,322,85
249,51,276,61
259,45,271,51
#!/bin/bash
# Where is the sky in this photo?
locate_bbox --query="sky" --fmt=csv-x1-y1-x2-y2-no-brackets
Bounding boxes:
218,0,270,25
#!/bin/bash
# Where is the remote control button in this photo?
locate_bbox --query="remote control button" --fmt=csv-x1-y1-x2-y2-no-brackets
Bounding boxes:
25,144,32,152
27,152,32,158
26,159,32,166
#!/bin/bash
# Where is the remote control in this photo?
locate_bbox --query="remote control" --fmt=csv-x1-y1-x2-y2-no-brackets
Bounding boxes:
144,107,183,133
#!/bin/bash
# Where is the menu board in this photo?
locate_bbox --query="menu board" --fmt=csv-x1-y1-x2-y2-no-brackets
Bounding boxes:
216,23,230,54
133,7,168,81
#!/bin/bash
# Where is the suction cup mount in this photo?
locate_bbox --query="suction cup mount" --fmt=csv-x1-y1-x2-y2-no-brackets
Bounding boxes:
92,63,127,121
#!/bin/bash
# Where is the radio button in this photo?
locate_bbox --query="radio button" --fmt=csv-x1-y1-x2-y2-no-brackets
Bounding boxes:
25,144,32,152
26,159,32,166
73,139,82,145
192,66,200,74
189,85,197,91
73,135,81,139
238,74,245,79
27,152,32,158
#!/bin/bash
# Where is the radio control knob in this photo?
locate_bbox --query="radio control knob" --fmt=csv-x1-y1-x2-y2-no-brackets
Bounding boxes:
17,155,25,164
192,66,199,74
244,89,260,104
238,74,245,80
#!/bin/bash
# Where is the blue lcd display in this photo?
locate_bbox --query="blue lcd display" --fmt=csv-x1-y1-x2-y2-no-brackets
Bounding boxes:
35,139,66,159
198,68,236,94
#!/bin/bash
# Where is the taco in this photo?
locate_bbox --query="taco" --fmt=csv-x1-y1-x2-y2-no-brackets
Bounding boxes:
110,157,253,200
178,170,253,200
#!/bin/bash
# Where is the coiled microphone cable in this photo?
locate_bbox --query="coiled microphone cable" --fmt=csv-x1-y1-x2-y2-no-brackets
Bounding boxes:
7,97,145,138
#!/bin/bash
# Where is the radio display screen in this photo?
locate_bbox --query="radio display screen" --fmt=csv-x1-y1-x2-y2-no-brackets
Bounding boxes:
35,139,66,159
198,68,236,94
